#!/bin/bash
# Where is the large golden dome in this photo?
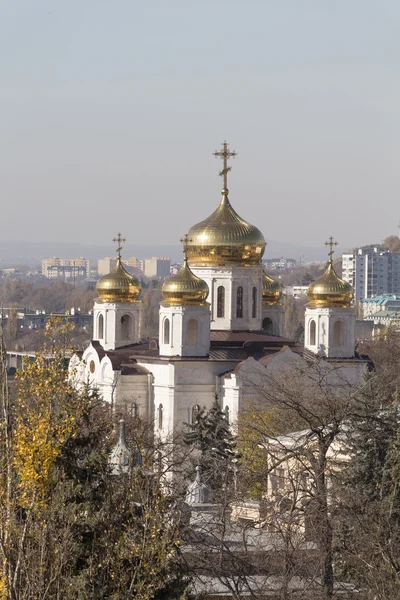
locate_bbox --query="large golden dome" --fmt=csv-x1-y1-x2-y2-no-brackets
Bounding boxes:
307,262,353,308
96,258,141,303
262,270,283,305
185,190,266,267
162,258,209,306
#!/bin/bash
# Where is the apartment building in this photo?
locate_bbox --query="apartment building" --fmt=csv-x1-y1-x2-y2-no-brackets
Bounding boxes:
342,247,400,302
42,257,91,280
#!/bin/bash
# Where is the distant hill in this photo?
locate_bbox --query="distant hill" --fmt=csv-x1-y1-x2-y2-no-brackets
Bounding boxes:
0,240,352,268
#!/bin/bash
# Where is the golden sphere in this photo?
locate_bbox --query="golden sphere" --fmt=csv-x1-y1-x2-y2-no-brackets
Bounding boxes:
262,270,283,305
96,259,141,303
185,192,266,267
162,259,209,306
307,263,353,308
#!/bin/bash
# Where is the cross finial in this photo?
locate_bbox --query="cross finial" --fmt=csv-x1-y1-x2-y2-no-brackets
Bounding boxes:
180,233,193,261
113,233,126,260
213,141,237,192
325,236,338,265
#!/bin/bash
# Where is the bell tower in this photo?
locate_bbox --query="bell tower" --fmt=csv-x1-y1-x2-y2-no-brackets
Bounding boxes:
93,234,142,351
304,238,355,358
159,236,210,358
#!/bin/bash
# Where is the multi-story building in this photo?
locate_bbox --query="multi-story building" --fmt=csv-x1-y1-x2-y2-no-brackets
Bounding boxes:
264,257,297,271
98,258,118,276
143,257,171,279
342,247,400,303
126,256,143,271
42,257,91,280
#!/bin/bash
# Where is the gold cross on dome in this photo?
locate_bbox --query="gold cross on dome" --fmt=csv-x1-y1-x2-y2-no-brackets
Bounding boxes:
325,236,338,264
180,233,193,260
113,233,126,259
213,141,237,191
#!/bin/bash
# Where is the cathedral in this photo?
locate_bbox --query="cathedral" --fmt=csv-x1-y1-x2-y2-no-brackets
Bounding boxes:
70,142,368,440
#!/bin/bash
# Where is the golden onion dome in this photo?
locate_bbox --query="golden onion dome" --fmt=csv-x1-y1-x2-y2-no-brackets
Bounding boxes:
162,258,209,306
262,270,283,305
307,262,353,308
96,258,141,303
185,190,266,267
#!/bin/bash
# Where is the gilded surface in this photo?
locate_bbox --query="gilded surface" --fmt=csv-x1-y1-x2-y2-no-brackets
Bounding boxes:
262,270,283,305
96,258,141,303
307,263,353,308
186,191,266,267
162,259,209,306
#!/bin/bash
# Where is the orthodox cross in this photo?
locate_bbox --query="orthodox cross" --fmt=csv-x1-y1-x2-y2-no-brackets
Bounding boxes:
113,233,126,260
213,141,237,190
325,236,338,264
180,233,192,260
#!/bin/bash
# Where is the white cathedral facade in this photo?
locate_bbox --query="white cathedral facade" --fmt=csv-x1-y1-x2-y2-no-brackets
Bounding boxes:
70,143,368,441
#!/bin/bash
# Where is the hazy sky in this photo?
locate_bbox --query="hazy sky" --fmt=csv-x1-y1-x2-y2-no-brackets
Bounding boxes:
1,1,399,250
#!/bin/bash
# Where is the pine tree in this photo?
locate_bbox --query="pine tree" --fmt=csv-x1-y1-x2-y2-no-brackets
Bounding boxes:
183,397,236,493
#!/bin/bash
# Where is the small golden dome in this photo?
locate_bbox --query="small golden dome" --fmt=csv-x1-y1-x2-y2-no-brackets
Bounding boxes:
185,190,266,267
96,258,141,303
162,259,209,306
262,270,283,305
307,262,353,308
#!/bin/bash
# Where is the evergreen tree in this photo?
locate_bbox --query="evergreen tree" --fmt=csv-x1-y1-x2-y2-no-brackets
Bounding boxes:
183,397,236,493
337,368,400,598
0,318,188,600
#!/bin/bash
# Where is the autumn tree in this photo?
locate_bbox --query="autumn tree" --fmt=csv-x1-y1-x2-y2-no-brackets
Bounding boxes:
0,318,188,600
384,235,400,253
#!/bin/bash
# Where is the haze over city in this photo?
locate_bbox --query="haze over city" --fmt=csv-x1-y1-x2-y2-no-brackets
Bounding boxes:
1,0,400,252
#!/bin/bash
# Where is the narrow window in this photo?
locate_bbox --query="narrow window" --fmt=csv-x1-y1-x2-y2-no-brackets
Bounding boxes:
225,405,230,424
236,286,243,318
163,318,170,344
333,320,344,346
98,314,104,338
217,286,225,318
186,319,198,345
121,314,132,339
252,286,257,318
158,404,163,430
262,317,273,334
191,404,200,424
310,320,316,345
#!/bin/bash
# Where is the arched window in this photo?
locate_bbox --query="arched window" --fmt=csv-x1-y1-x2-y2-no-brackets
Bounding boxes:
98,314,104,339
333,320,344,346
309,320,316,345
186,319,198,345
262,317,273,334
158,404,163,430
217,286,225,318
192,404,200,424
225,405,230,424
163,318,170,344
236,286,243,318
252,287,257,318
121,314,132,339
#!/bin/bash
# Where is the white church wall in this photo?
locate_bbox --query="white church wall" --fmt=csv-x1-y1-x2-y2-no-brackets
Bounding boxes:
190,266,263,331
159,304,210,357
93,301,142,351
305,307,356,358
261,304,284,336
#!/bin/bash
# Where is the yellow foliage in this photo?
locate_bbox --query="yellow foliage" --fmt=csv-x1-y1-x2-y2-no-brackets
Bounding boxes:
13,319,80,509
